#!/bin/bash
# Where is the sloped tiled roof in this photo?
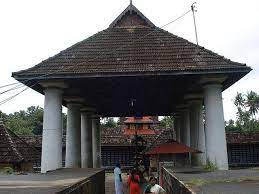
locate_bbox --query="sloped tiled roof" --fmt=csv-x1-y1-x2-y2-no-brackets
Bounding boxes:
226,132,259,144
124,116,156,124
145,142,201,155
124,129,156,135
0,121,40,163
100,126,167,146
12,4,251,80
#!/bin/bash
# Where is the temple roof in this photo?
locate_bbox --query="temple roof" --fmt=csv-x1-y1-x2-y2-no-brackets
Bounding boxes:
0,121,40,163
124,116,156,124
145,142,201,155
109,3,155,28
12,3,251,81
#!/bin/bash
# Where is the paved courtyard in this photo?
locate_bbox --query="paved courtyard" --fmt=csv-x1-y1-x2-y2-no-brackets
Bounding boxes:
0,168,103,194
105,172,147,194
172,167,259,194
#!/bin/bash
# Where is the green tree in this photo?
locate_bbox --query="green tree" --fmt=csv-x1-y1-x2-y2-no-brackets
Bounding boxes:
246,91,259,117
2,106,67,135
160,116,174,129
231,91,259,132
102,117,117,128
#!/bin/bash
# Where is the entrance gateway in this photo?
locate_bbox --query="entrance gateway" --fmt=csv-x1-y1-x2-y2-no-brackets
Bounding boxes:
12,3,251,173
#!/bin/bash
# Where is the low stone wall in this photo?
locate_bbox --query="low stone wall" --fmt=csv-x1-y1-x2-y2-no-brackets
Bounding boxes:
161,167,194,194
57,170,105,194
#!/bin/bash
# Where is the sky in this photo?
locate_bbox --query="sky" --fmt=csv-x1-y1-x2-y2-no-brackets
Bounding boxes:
0,0,258,121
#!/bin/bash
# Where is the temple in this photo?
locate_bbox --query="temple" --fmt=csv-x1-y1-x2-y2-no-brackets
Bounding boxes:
123,116,158,135
12,2,251,173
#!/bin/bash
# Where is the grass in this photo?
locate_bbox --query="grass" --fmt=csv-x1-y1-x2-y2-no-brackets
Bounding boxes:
203,160,218,172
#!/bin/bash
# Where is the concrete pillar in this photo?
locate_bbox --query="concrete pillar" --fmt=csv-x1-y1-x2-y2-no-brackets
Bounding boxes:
204,84,228,170
66,103,81,168
174,116,181,143
41,87,63,173
182,109,190,147
92,116,101,168
189,99,206,166
81,111,93,168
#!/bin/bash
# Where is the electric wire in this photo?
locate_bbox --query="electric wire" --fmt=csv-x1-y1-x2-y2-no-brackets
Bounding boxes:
0,82,20,89
0,84,26,95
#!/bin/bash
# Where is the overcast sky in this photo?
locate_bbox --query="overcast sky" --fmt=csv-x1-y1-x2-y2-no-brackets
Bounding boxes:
0,0,258,121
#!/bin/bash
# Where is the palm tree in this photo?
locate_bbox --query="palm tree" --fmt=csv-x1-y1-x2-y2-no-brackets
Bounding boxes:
246,91,259,117
234,92,245,107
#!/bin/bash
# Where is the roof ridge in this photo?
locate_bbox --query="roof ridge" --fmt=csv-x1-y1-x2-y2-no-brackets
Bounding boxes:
0,124,24,162
109,4,155,28
7,129,41,156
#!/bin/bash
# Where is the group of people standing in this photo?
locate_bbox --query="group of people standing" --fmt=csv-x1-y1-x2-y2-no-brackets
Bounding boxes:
114,163,166,194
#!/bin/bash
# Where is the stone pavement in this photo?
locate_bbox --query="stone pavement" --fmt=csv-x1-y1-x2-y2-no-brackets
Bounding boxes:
105,173,147,194
0,168,103,194
172,167,259,194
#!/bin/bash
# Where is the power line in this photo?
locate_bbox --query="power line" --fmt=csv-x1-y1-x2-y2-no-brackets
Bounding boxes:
0,82,20,89
0,6,193,106
0,84,25,95
0,87,30,106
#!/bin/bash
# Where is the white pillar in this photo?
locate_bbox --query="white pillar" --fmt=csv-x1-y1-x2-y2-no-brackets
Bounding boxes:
66,103,81,168
81,111,93,168
92,116,101,168
41,88,63,173
182,109,190,147
204,84,228,170
189,100,206,166
174,116,181,143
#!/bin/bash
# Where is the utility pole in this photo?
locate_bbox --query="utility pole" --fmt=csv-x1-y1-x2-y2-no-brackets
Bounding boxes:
191,2,199,46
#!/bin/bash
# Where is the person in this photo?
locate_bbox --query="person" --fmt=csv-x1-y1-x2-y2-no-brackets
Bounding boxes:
128,168,141,194
114,163,123,194
144,177,166,194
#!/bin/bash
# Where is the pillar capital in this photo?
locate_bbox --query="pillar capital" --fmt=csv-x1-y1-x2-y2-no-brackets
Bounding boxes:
172,112,180,118
175,104,189,112
203,83,222,89
40,80,67,89
64,96,84,104
200,76,226,86
81,107,96,114
91,114,102,119
184,94,203,101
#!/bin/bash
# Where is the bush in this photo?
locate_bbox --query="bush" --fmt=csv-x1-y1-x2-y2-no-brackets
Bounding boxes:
203,160,218,171
3,167,14,174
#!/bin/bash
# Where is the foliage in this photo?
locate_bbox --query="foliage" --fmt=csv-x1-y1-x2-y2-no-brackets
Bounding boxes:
203,160,218,171
160,116,174,129
2,106,67,135
225,119,242,132
3,167,13,174
101,117,117,128
225,91,259,133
